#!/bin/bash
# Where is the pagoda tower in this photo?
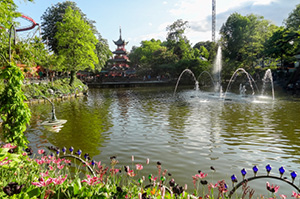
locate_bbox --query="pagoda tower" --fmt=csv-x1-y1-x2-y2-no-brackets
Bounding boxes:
110,28,130,75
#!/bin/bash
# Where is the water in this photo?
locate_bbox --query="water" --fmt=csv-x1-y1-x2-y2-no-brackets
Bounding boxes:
25,87,300,196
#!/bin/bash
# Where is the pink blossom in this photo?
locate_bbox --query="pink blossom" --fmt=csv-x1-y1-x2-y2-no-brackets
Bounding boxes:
38,149,45,154
32,177,53,187
195,172,208,179
127,169,136,177
266,182,279,193
22,152,27,156
132,155,134,161
81,175,101,185
279,194,287,199
136,164,143,170
52,175,67,185
57,164,64,170
2,143,17,149
40,171,49,177
292,191,300,198
146,158,150,164
0,157,11,166
208,183,218,191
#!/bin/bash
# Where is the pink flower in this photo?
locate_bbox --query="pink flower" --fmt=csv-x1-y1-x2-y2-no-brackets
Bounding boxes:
22,152,27,156
40,171,49,177
52,175,67,185
127,169,136,177
208,183,218,191
57,164,64,170
38,149,45,154
266,182,279,193
0,157,12,166
2,143,17,149
81,175,101,185
32,177,52,187
132,155,134,161
136,164,143,170
146,158,150,164
279,194,287,199
292,191,300,198
195,172,208,179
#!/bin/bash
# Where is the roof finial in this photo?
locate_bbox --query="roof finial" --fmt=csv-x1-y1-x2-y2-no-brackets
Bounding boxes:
119,26,122,39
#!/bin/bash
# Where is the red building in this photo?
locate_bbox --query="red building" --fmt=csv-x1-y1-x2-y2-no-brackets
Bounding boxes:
109,28,130,77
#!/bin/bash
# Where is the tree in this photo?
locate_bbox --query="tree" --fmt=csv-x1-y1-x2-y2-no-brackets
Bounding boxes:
166,19,194,60
285,3,300,31
94,35,112,71
220,13,277,76
41,1,97,54
55,7,98,86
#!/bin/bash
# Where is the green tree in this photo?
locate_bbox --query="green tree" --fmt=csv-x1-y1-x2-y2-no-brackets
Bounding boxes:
285,3,300,31
41,1,97,54
94,35,112,71
166,19,194,60
220,13,277,76
55,7,98,86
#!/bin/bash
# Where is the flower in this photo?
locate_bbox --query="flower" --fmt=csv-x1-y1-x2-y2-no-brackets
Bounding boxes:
31,177,53,187
52,175,67,185
38,149,45,155
0,157,12,166
266,182,279,193
292,191,300,198
81,175,101,186
136,164,143,170
146,158,150,164
279,194,287,199
2,143,17,149
127,169,136,177
195,172,208,179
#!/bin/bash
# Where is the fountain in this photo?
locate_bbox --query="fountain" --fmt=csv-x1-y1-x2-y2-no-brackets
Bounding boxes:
223,68,256,100
213,46,222,92
173,69,199,96
261,69,275,100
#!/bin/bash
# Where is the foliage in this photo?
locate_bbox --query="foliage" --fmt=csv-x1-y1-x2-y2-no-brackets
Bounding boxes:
0,63,31,149
0,144,297,199
284,3,300,31
94,35,112,72
55,7,98,86
220,13,277,79
22,78,87,100
40,1,97,54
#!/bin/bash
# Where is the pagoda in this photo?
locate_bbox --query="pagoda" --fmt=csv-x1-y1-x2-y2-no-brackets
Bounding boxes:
109,28,130,76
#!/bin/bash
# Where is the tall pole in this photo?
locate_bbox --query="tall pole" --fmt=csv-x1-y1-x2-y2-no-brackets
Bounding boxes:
212,0,216,42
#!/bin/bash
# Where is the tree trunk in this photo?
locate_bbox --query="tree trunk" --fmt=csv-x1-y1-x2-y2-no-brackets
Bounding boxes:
69,71,76,86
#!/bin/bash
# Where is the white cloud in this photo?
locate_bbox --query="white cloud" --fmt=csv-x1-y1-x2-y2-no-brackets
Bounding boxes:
163,1,168,5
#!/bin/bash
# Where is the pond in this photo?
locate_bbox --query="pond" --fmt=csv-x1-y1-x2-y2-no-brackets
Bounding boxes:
26,86,300,196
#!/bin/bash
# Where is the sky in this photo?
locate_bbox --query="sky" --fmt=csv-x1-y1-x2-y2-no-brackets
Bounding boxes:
15,0,299,51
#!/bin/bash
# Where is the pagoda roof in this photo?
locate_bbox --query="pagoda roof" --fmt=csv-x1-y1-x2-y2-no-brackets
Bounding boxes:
110,58,130,62
113,27,129,46
112,49,127,54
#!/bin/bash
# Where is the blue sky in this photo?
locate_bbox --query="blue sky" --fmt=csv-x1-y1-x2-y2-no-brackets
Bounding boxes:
15,0,299,51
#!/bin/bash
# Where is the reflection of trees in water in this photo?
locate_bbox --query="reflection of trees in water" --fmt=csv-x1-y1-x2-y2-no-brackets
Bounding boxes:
28,93,113,157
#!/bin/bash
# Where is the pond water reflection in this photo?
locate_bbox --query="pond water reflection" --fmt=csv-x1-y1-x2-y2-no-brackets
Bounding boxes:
26,87,300,195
